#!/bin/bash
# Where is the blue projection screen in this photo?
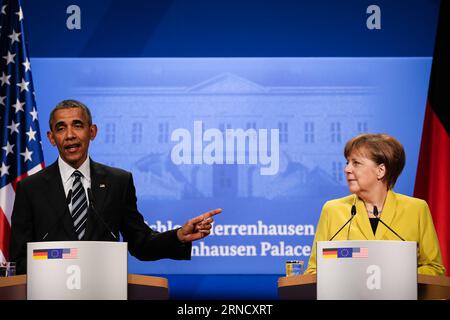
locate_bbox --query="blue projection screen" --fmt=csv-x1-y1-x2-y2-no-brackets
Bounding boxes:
33,57,430,275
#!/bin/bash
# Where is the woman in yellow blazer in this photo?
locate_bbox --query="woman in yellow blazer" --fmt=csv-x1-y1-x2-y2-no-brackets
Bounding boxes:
305,133,445,276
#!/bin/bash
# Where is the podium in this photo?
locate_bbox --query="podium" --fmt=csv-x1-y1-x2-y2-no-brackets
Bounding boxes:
0,274,169,300
1,241,169,300
316,240,417,299
27,241,128,299
278,274,450,300
278,240,450,299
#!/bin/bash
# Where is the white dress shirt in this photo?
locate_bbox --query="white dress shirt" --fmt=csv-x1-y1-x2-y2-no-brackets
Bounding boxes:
58,156,91,211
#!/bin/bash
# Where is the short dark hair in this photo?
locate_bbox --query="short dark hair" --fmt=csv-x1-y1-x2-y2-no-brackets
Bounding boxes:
344,133,406,189
49,99,92,129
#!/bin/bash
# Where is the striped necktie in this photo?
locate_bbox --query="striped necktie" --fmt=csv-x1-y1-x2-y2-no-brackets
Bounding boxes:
71,170,88,240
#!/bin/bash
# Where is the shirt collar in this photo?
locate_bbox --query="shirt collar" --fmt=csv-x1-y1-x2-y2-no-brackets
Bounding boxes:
58,156,91,184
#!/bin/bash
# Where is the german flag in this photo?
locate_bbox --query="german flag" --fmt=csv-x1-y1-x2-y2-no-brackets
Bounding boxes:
32,249,48,260
322,248,338,259
414,0,450,276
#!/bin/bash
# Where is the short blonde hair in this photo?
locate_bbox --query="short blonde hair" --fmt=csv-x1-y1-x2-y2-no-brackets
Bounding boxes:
344,133,405,189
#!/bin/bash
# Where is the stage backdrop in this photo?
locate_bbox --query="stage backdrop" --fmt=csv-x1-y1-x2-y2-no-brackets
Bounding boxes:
21,0,440,298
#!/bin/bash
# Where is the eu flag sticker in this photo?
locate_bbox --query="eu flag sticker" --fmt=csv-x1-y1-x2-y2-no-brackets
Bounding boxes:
48,249,63,259
337,247,353,258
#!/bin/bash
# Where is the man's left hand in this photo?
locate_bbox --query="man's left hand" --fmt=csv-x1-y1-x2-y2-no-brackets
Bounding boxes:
177,208,222,242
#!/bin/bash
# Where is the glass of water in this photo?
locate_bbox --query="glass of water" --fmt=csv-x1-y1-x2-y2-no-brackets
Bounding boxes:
0,261,16,277
285,260,304,277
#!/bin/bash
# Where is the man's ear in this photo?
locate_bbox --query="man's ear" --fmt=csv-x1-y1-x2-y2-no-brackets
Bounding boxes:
47,131,56,146
90,124,98,141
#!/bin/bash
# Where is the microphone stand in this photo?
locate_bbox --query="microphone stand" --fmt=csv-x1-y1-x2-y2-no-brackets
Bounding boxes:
42,190,72,240
87,188,118,240
373,206,405,241
329,205,357,241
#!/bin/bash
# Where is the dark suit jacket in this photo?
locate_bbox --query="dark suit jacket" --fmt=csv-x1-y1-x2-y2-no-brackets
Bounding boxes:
9,159,191,274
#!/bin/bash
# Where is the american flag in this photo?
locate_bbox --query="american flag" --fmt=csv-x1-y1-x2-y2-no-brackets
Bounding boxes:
62,248,78,259
352,247,368,258
0,0,44,263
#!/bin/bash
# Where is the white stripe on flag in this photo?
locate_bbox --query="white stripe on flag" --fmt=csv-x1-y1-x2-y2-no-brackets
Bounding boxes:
0,164,44,226
28,163,44,175
0,183,16,225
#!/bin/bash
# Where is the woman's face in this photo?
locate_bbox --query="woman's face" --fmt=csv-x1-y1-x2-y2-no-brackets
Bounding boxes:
344,149,385,196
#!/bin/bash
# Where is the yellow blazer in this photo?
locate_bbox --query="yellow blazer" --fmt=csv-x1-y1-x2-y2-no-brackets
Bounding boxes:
305,190,445,276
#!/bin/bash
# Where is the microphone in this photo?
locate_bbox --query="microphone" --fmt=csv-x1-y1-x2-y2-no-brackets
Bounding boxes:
373,206,405,241
42,190,72,240
329,204,357,241
87,188,118,240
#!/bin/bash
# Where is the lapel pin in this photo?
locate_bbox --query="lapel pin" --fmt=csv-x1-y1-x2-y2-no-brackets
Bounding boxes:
99,184,106,188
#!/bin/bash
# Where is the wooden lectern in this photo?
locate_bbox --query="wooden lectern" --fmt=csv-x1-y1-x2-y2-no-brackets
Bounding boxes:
278,274,450,300
0,274,169,300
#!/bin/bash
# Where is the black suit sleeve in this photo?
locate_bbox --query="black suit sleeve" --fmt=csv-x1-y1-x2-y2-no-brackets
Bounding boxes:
9,181,34,275
119,173,192,261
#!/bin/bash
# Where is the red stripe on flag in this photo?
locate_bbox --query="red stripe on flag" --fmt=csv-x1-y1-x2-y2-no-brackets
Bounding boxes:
33,252,48,256
414,102,450,275
0,207,11,262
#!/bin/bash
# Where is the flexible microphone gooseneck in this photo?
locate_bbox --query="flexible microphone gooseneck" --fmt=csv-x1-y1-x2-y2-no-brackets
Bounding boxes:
87,188,118,240
41,190,72,240
329,204,357,241
373,206,405,241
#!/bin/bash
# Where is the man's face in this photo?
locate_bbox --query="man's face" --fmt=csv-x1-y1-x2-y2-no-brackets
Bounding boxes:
47,107,97,169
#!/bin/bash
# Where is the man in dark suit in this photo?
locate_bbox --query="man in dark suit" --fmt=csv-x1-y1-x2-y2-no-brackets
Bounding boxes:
9,99,222,275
